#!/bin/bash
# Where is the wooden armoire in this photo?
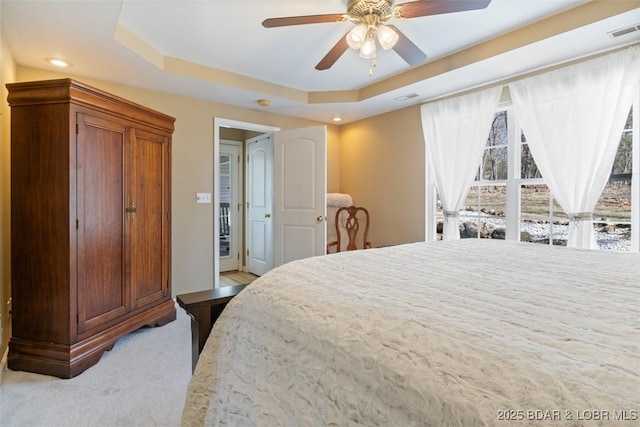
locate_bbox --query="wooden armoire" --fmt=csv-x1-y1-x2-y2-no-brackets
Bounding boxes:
7,79,176,378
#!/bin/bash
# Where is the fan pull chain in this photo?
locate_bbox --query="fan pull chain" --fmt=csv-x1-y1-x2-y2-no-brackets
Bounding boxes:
369,58,377,77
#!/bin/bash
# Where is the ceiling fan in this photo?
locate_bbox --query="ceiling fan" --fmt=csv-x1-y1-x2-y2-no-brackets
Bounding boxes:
262,0,492,73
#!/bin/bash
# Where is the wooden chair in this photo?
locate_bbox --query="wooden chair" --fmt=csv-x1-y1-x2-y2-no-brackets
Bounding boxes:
327,206,372,253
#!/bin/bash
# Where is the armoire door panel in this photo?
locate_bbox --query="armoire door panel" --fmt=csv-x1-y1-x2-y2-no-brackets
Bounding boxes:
76,113,129,333
130,128,170,308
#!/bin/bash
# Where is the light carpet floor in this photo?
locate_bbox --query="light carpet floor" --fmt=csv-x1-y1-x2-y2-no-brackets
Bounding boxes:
0,301,192,427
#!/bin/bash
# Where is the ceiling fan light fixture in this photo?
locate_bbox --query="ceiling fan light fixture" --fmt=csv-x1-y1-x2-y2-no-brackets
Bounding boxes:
359,35,377,59
377,25,399,50
347,24,368,49
264,0,488,72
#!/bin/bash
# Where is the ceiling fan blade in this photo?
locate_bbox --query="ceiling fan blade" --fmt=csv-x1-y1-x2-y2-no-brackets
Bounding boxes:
396,0,491,19
315,34,350,70
387,25,427,66
262,14,345,28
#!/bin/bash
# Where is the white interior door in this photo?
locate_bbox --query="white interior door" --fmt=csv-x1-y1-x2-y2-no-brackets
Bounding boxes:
246,134,273,276
273,126,327,267
219,142,241,272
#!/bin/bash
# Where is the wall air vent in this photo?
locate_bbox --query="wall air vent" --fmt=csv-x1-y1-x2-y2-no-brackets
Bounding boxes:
607,24,640,38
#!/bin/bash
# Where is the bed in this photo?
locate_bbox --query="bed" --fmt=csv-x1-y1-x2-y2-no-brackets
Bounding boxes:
181,239,639,426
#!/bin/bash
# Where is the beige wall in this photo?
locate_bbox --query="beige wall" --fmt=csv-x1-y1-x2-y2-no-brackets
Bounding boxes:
1,5,17,361
1,64,344,323
0,57,425,361
340,106,425,246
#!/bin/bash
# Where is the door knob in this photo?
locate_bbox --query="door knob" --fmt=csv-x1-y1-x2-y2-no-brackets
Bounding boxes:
265,213,271,218
317,215,325,222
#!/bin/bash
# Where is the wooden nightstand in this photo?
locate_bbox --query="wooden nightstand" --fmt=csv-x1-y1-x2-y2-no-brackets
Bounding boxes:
177,284,248,372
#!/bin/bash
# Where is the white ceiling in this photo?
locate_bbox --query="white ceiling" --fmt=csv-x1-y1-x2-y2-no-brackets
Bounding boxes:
2,0,639,124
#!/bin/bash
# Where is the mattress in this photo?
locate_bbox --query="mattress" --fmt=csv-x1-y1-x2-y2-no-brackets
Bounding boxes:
182,239,639,426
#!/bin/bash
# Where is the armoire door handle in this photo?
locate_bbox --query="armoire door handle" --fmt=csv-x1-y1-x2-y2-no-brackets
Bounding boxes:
126,201,137,216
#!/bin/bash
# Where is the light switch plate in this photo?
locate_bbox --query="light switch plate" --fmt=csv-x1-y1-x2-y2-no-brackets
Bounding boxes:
196,193,212,204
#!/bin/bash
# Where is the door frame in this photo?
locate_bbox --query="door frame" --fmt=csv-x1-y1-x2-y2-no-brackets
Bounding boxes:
214,118,280,288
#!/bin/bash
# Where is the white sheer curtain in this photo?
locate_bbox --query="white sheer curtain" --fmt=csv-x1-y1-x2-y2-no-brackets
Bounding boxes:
421,86,502,239
510,46,640,249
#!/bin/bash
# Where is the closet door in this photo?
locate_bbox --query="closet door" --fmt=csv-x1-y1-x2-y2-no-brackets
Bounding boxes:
76,113,130,334
130,128,171,308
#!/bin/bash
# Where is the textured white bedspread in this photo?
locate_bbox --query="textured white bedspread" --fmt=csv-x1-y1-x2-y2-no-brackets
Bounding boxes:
182,240,639,426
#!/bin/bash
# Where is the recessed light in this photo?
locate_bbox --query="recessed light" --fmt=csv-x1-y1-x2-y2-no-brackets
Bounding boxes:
45,57,71,68
331,116,342,122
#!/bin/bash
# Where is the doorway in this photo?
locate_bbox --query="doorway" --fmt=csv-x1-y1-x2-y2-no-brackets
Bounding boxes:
214,119,328,288
214,119,280,288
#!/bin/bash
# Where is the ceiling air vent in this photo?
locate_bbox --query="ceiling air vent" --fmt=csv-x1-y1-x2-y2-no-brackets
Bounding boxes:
607,24,640,38
394,93,420,102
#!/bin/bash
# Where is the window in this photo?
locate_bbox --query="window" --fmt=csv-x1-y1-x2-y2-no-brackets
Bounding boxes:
519,129,568,247
434,111,509,239
518,110,635,250
427,91,639,252
592,109,633,251
462,110,508,239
